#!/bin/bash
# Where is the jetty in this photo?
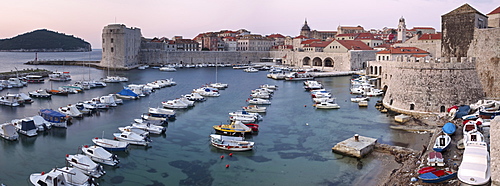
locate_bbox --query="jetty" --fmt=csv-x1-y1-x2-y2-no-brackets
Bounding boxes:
332,134,377,158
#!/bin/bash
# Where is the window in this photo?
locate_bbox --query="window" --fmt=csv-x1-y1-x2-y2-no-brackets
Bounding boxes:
410,104,415,110
111,38,114,43
111,47,114,52
102,39,105,43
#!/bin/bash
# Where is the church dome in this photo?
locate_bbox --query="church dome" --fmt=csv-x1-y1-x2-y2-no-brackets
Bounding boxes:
301,20,310,31
399,17,405,22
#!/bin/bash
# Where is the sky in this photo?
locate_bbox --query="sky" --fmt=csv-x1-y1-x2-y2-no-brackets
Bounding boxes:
0,0,498,49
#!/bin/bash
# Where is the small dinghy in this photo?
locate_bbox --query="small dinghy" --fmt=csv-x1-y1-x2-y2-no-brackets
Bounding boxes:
442,122,456,135
118,126,149,136
92,137,129,151
81,145,120,166
432,134,451,152
210,134,254,151
419,169,457,183
65,154,105,178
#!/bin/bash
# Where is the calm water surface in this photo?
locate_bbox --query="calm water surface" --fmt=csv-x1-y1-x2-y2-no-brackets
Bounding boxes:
0,51,422,186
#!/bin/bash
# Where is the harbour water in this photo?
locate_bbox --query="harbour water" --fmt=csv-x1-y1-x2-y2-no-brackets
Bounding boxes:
0,51,424,186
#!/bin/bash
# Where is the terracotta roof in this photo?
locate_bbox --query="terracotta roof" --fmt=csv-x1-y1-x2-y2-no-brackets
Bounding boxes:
339,26,364,30
306,40,333,48
376,47,429,54
413,27,435,30
336,40,373,50
354,33,382,40
267,34,285,38
301,39,321,45
294,35,308,39
418,33,441,40
373,43,392,49
336,33,359,37
488,6,500,15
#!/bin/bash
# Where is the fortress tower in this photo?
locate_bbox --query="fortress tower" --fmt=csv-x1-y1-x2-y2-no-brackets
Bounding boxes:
101,24,142,69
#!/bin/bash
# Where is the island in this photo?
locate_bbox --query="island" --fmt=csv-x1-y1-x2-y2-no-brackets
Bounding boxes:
0,29,91,52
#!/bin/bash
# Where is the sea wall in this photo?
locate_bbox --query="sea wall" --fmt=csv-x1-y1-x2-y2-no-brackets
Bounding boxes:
491,117,500,185
138,51,270,65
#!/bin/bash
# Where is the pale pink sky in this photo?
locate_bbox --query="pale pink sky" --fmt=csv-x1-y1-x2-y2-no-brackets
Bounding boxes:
0,0,498,49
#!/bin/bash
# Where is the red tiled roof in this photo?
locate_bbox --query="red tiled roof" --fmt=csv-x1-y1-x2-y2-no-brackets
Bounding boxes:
418,33,441,40
306,40,333,48
336,40,373,50
413,27,435,30
268,34,285,38
339,26,364,30
301,39,321,44
294,35,308,39
336,33,359,37
488,6,500,15
373,43,392,49
376,47,429,54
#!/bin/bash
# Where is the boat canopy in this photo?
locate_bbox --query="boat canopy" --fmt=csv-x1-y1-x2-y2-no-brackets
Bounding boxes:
2,124,17,137
117,88,138,97
21,120,37,131
40,109,66,123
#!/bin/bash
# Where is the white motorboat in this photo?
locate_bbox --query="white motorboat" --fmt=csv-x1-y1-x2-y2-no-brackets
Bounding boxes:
457,141,490,185
303,80,323,90
243,67,259,73
31,115,52,131
0,123,18,141
285,72,314,81
177,97,195,107
65,154,105,178
113,131,151,146
358,100,369,107
133,118,167,126
102,76,128,83
131,123,166,134
247,98,271,105
209,82,228,89
25,75,45,83
242,105,267,113
162,99,189,109
11,119,37,137
314,101,340,109
29,89,52,98
193,87,220,97
146,82,161,89
159,67,176,71
157,78,176,86
59,104,83,118
228,111,263,121
19,92,34,103
81,145,120,166
8,77,26,87
251,88,274,94
118,126,149,136
312,97,335,104
210,134,254,151
145,107,176,120
109,94,123,104
0,93,23,107
250,92,271,99
183,93,206,102
99,95,118,107
229,116,256,124
49,71,71,81
29,167,97,186
350,96,369,102
260,84,278,89
92,137,129,151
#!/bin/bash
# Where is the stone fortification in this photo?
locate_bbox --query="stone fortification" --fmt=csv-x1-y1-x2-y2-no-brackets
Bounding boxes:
467,28,500,98
139,51,269,65
269,50,375,71
380,56,484,115
101,24,142,68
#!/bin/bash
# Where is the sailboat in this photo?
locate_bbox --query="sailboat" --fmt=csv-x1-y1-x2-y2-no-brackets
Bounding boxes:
209,57,228,89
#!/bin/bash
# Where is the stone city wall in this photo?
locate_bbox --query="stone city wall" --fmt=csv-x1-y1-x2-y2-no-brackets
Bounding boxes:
139,51,270,65
269,50,375,71
373,56,484,115
467,28,500,98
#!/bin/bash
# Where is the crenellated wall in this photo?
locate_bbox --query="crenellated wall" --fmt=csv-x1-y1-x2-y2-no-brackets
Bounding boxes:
369,56,484,115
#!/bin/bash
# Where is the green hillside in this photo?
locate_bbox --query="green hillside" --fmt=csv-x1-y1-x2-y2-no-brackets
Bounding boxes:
0,29,91,52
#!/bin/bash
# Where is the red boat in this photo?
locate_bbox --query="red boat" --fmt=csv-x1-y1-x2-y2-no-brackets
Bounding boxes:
245,123,259,132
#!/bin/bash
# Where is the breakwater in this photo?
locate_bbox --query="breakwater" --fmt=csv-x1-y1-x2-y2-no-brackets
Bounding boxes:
0,68,52,80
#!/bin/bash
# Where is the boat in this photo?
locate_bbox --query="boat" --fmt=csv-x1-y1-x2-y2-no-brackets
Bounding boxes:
113,131,151,146
358,100,368,107
65,154,105,178
350,95,369,102
209,134,254,151
209,82,228,90
0,123,19,141
260,84,278,89
118,126,149,137
192,87,220,97
310,90,331,98
29,89,52,98
131,123,166,134
303,80,323,90
432,134,451,152
427,151,445,167
49,71,71,81
463,120,478,136
81,145,120,166
133,118,168,126
176,97,194,107
8,77,26,87
457,141,490,185
11,119,37,137
418,166,437,174
145,107,176,120
312,97,335,104
29,167,98,186
183,93,206,102
99,95,118,107
19,92,34,103
59,105,83,118
464,130,485,147
285,72,314,81
229,116,256,124
213,121,253,136
314,101,340,109
115,88,139,99
102,76,128,83
159,67,176,71
442,122,456,135
39,109,68,128
243,67,259,73
251,88,274,94
0,93,23,107
46,88,69,96
418,169,457,183
31,115,52,131
242,105,267,113
161,99,189,109
92,137,129,151
25,75,45,83
250,92,271,99
138,65,149,70
228,111,263,121
244,123,259,132
247,98,271,105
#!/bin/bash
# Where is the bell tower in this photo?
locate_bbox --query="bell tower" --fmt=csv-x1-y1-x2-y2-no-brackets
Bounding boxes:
397,17,407,42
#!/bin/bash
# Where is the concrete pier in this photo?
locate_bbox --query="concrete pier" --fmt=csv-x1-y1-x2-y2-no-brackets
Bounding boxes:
332,134,377,158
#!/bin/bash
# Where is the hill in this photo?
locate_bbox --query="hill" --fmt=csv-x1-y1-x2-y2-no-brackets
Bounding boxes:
0,29,91,52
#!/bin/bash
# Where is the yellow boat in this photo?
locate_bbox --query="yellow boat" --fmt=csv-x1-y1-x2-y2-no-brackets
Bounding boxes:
213,121,252,136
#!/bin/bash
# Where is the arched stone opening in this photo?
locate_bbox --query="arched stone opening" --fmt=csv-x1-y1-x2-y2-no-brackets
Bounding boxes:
440,106,446,112
303,57,311,66
410,104,415,110
324,58,334,67
312,57,322,66
370,66,374,75
390,99,393,105
374,66,378,75
378,66,382,75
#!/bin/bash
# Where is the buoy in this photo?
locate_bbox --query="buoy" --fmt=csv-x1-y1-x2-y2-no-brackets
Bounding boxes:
229,153,233,157
66,154,69,157
220,155,224,159
304,105,307,107
306,123,309,126
41,171,45,175
225,164,230,168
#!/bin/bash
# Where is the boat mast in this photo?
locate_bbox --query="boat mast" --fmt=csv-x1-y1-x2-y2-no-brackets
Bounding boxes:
215,57,218,83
